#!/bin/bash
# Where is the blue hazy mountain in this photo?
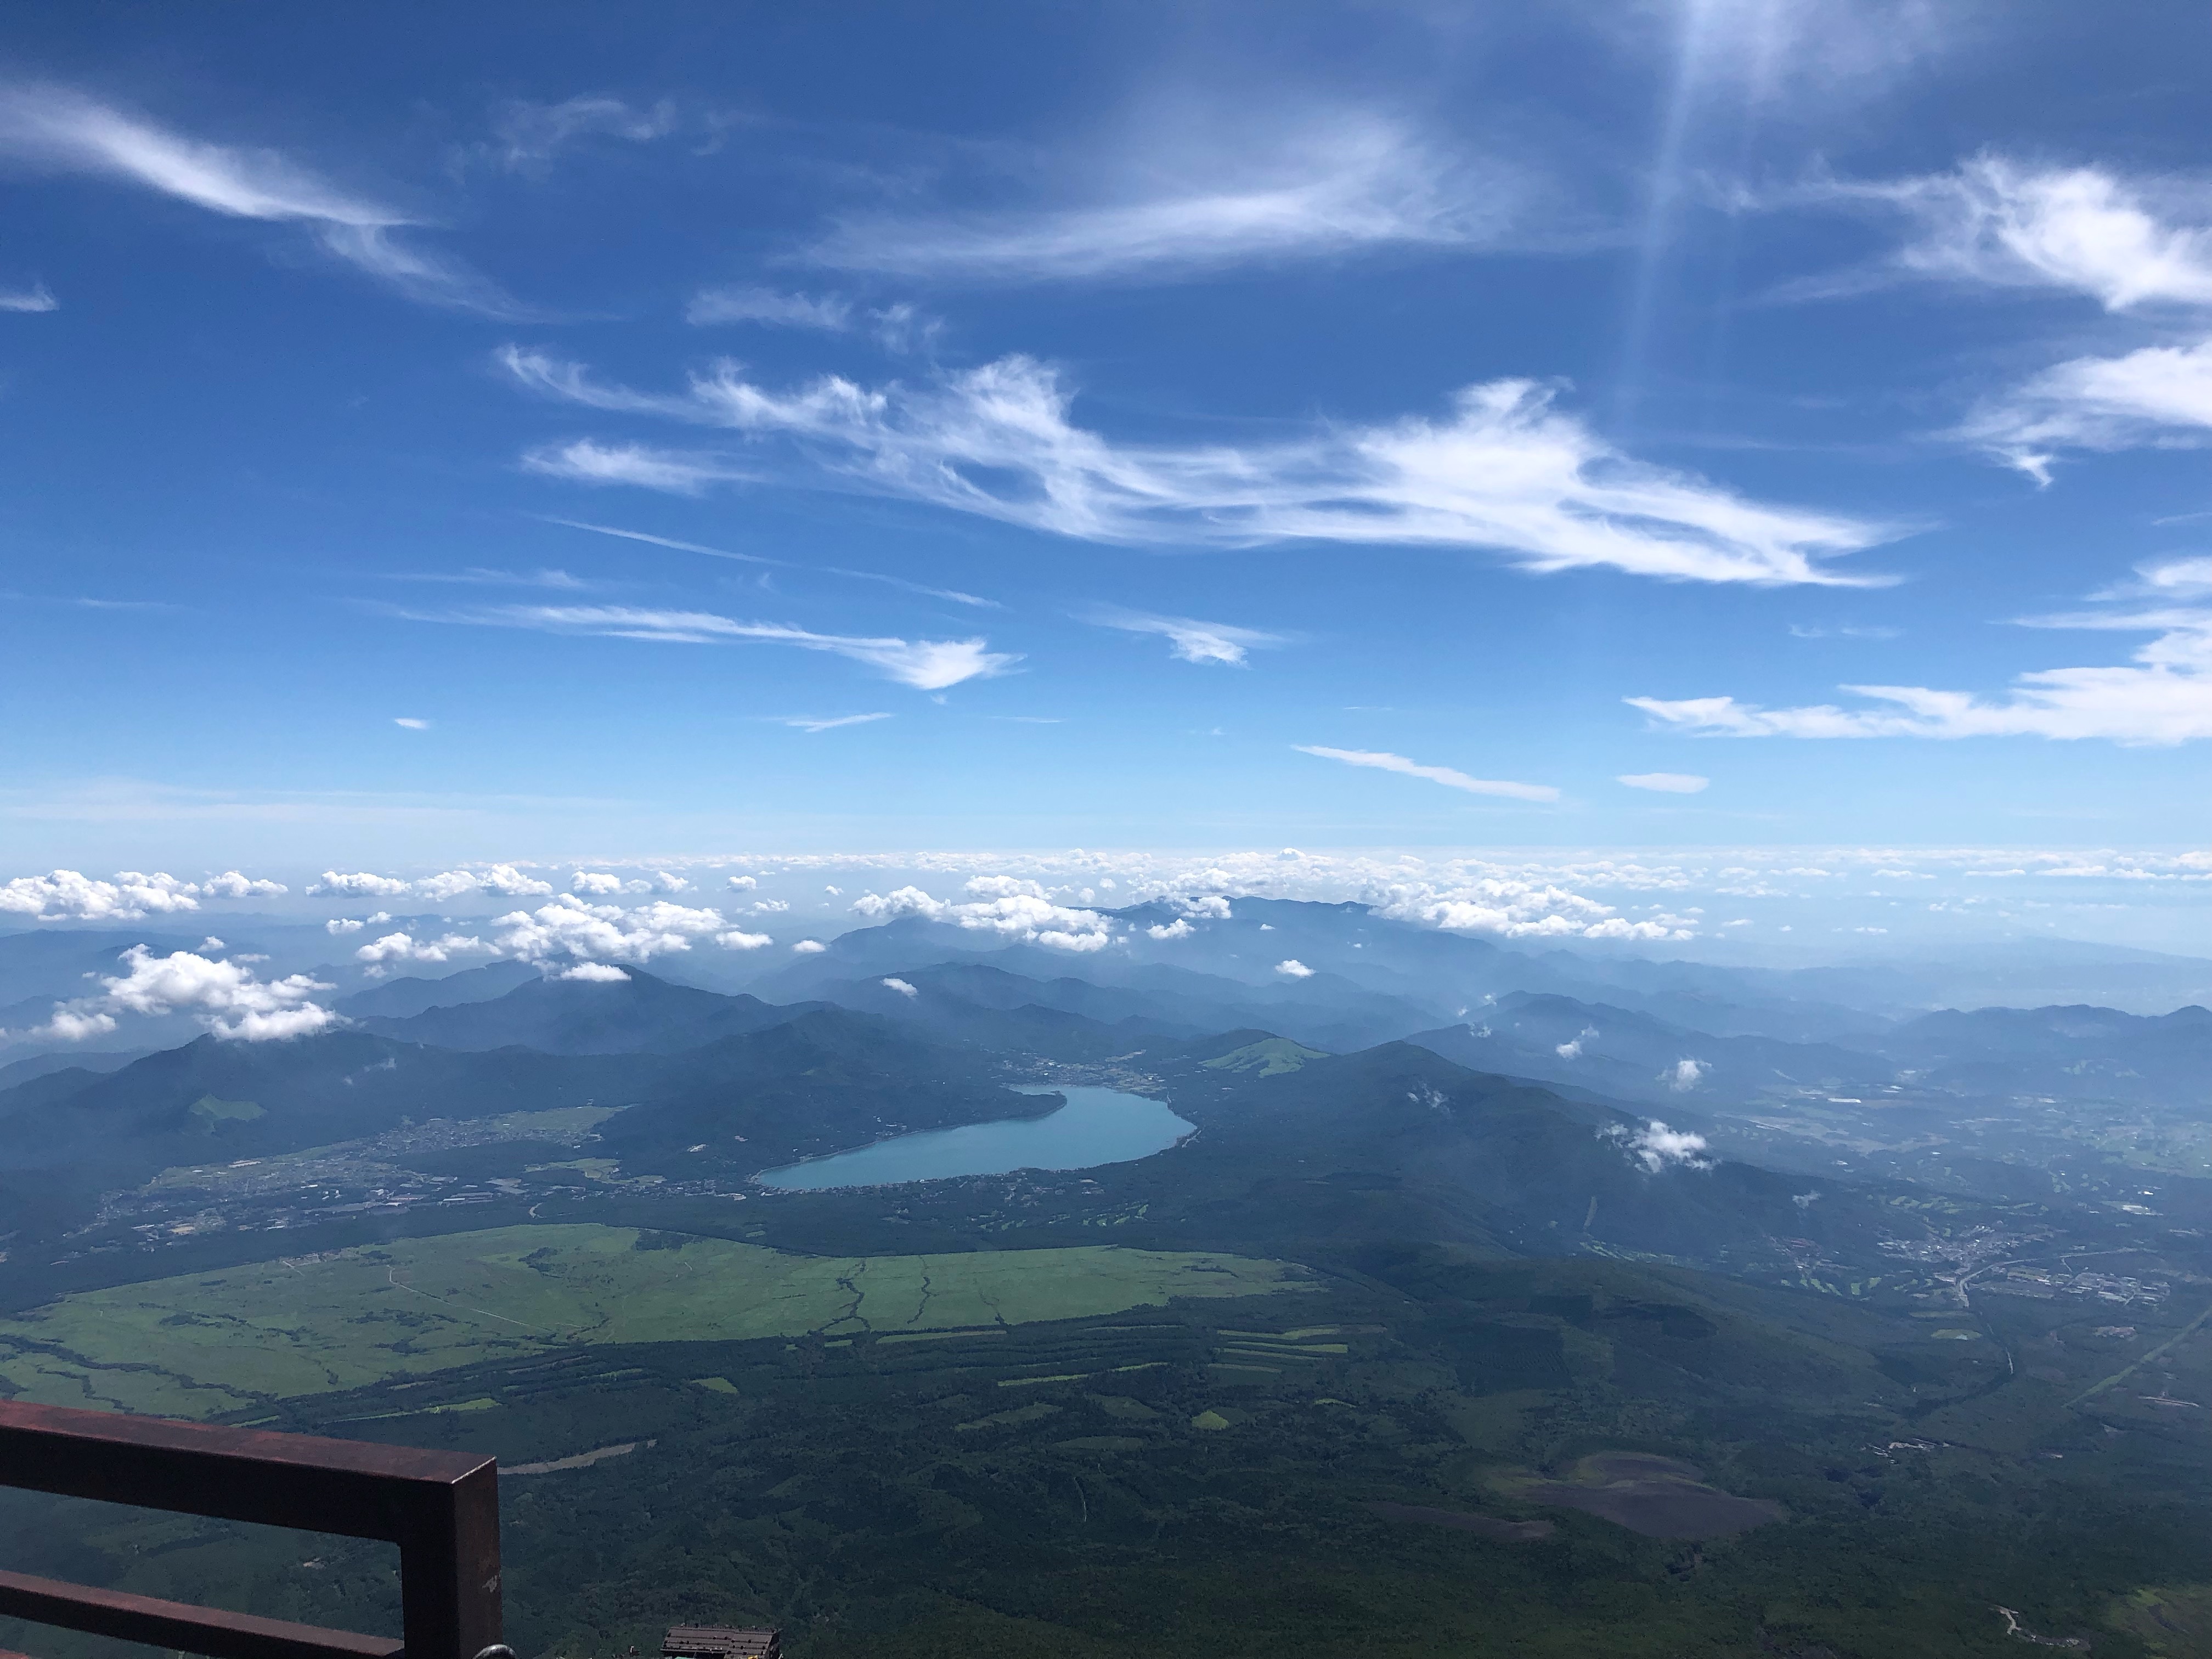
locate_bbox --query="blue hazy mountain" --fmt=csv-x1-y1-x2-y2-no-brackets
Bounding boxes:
334,959,543,1019
743,899,1895,1045
1869,1002,2212,1105
356,968,822,1054
1406,993,1891,1108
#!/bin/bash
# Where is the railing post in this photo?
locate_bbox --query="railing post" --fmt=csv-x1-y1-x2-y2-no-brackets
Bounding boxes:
397,1459,503,1659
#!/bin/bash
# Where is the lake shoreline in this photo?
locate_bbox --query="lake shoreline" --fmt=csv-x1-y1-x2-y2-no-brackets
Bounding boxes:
754,1084,1195,1193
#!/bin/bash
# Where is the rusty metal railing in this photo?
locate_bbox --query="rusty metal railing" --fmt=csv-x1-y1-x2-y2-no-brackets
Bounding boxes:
0,1401,500,1659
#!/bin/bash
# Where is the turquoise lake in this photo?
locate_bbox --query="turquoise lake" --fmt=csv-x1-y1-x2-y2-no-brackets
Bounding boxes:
754,1085,1194,1190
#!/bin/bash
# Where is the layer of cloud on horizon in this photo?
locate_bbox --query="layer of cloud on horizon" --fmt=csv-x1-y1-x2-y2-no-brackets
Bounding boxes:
1630,559,2212,744
1,868,285,921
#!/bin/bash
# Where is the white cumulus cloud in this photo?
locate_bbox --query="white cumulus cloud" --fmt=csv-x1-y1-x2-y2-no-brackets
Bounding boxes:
554,961,631,982
37,945,338,1042
481,864,557,896
309,871,414,898
849,883,1114,952
1375,878,1695,941
882,976,920,998
198,870,287,898
492,895,736,967
0,869,205,921
1663,1058,1709,1092
353,932,495,975
1605,1119,1713,1173
1274,958,1315,978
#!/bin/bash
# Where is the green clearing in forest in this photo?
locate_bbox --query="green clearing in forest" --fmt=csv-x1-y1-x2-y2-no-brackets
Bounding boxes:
1200,1037,1327,1076
0,1224,1316,1418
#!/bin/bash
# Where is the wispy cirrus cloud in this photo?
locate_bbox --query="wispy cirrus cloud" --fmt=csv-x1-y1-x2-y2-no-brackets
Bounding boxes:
803,112,1554,284
0,280,56,312
540,516,772,565
776,713,893,732
1784,155,2212,311
1961,335,2212,483
0,84,532,316
525,439,754,492
481,95,678,173
394,567,589,589
1618,772,1709,793
685,285,854,329
501,347,1889,586
392,600,1017,690
541,515,998,607
684,286,941,353
1294,744,1559,803
1619,0,1965,109
1630,557,2212,744
1775,155,2212,482
1788,622,1899,639
1089,608,1290,666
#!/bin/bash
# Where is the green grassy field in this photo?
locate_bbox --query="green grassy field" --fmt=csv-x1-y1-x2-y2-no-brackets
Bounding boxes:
0,1225,1318,1418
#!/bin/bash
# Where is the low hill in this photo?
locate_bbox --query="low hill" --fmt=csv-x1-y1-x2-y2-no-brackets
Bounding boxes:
594,1006,1034,1177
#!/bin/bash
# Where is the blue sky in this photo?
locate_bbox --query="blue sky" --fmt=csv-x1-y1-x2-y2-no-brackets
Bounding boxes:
2,2,2208,949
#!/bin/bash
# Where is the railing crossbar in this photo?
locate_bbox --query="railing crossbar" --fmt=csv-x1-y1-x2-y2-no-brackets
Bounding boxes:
0,1570,404,1659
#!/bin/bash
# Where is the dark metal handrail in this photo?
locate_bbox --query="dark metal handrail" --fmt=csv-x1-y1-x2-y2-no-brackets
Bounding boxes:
0,1401,500,1659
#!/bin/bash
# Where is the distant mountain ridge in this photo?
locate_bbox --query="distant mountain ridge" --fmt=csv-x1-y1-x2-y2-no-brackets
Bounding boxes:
335,960,541,1019
0,1001,1029,1210
357,968,822,1054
